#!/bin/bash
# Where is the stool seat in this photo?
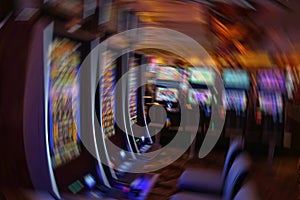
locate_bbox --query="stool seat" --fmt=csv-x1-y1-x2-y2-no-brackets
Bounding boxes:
178,138,243,193
170,192,220,200
178,169,223,194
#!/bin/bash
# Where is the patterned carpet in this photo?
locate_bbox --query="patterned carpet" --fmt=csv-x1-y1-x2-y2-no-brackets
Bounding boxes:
147,148,299,200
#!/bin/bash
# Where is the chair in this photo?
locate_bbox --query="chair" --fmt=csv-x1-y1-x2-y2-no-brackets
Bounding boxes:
178,138,243,194
233,181,261,200
147,104,167,145
170,153,252,200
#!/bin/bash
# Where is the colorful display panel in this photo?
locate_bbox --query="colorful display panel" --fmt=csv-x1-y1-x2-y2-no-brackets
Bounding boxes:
223,90,247,113
48,37,81,168
188,89,212,105
100,51,116,138
223,69,250,89
257,69,286,92
156,87,179,102
258,92,283,116
188,67,215,85
156,66,181,81
128,56,138,124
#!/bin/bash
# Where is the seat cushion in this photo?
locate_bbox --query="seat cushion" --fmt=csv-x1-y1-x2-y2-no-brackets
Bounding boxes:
233,181,261,200
178,169,223,194
169,192,221,200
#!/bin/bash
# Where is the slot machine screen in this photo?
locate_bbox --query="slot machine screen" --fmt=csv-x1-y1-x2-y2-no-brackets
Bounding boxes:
223,69,250,89
188,67,215,85
156,66,181,81
100,51,116,138
223,90,247,112
258,92,283,115
188,89,212,105
257,69,285,92
128,56,138,123
48,37,82,168
156,87,179,102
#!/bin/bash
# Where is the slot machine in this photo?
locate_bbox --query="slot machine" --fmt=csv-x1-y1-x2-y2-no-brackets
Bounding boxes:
126,53,159,154
47,35,116,199
187,67,216,151
256,68,286,160
222,68,250,139
152,65,183,145
24,20,115,198
96,50,159,199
